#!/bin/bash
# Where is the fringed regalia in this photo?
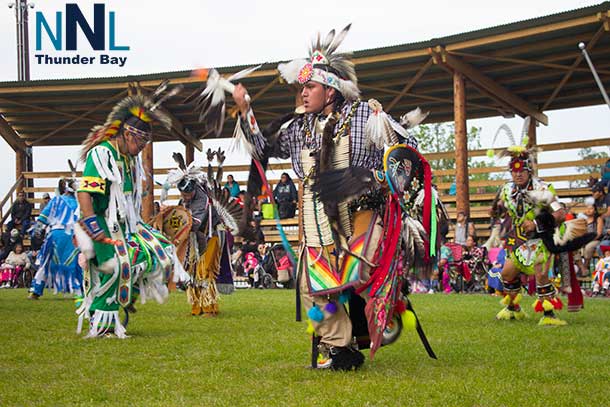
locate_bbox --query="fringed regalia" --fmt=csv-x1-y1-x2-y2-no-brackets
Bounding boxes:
489,120,593,326
75,84,183,338
158,151,241,316
192,25,442,369
30,192,83,297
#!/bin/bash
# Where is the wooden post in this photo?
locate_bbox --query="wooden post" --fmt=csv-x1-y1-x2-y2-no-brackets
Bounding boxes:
453,72,470,217
527,117,538,176
15,149,26,193
141,143,154,222
185,143,195,165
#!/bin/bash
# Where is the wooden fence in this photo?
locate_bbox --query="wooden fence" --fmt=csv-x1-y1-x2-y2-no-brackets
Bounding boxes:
9,137,608,244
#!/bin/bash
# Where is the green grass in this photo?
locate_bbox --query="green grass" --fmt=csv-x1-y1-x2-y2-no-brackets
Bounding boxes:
0,289,609,407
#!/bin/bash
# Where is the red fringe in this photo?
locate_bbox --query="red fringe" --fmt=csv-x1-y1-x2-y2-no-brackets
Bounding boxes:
567,251,584,312
357,195,402,296
534,300,544,313
395,299,406,315
552,297,563,310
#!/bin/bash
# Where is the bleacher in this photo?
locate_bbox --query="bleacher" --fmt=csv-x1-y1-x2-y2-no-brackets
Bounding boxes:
1,138,607,251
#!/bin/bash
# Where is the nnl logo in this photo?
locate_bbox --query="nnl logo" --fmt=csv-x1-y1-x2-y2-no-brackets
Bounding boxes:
36,3,129,51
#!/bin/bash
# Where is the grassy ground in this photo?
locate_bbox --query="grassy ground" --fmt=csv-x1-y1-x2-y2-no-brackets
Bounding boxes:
0,289,608,407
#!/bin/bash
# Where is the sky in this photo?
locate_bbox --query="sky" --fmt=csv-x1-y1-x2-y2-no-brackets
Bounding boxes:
0,0,608,197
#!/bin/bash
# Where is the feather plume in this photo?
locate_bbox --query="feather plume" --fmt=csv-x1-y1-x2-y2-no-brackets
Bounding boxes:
527,190,555,205
277,59,309,84
553,218,588,245
172,152,187,171
209,182,243,234
492,124,516,148
227,64,263,82
326,24,351,56
307,24,357,85
79,81,180,162
68,159,77,178
365,99,395,148
188,65,261,136
215,148,225,185
520,116,531,147
311,167,376,204
338,78,361,101
399,107,429,129
319,114,339,172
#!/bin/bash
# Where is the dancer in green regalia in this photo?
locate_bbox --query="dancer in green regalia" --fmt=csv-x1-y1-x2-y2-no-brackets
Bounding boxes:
74,84,185,338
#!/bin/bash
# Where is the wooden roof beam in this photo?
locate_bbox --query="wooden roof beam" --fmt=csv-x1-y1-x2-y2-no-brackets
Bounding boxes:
386,59,433,113
0,97,101,124
0,114,27,151
542,23,607,110
435,47,548,125
28,90,127,146
448,50,610,76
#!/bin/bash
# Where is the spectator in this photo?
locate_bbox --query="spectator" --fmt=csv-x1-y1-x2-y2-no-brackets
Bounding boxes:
592,245,610,296
591,182,610,219
6,191,32,236
224,175,240,198
438,241,453,294
452,211,472,245
39,193,51,212
575,200,603,277
0,229,22,263
273,173,298,219
0,243,30,288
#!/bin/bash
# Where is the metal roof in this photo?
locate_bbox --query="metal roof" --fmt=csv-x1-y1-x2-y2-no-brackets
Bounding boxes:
0,1,609,149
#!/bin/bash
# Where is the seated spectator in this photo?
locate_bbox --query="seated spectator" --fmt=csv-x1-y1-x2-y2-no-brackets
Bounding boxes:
452,211,473,245
0,243,30,288
591,182,610,219
6,191,32,236
463,235,486,271
224,175,240,198
0,229,22,263
574,199,603,277
592,245,610,296
273,173,298,219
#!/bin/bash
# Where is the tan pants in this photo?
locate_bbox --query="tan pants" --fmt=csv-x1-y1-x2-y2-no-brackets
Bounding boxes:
300,210,383,347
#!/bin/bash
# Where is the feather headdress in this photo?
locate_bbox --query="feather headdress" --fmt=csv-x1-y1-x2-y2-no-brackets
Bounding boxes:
80,81,181,161
486,117,539,172
161,152,207,202
277,24,360,101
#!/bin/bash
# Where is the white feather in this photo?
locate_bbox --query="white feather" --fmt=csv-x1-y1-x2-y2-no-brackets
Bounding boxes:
327,24,351,55
491,124,516,150
278,59,308,84
73,223,94,260
365,99,393,149
399,107,429,129
338,78,360,101
526,190,555,205
227,64,262,82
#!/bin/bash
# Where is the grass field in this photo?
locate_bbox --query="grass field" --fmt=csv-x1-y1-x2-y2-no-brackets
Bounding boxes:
0,289,609,407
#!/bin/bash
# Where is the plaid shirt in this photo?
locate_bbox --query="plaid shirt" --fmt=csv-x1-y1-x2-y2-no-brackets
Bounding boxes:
240,100,418,179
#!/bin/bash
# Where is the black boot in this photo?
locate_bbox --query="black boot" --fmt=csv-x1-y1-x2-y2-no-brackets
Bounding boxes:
329,346,365,371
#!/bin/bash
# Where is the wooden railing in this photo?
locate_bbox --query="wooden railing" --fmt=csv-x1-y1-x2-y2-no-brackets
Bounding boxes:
0,176,24,230
14,137,608,244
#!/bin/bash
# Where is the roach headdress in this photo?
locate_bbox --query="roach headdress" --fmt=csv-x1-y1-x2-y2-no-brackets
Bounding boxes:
80,81,181,161
278,24,360,101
